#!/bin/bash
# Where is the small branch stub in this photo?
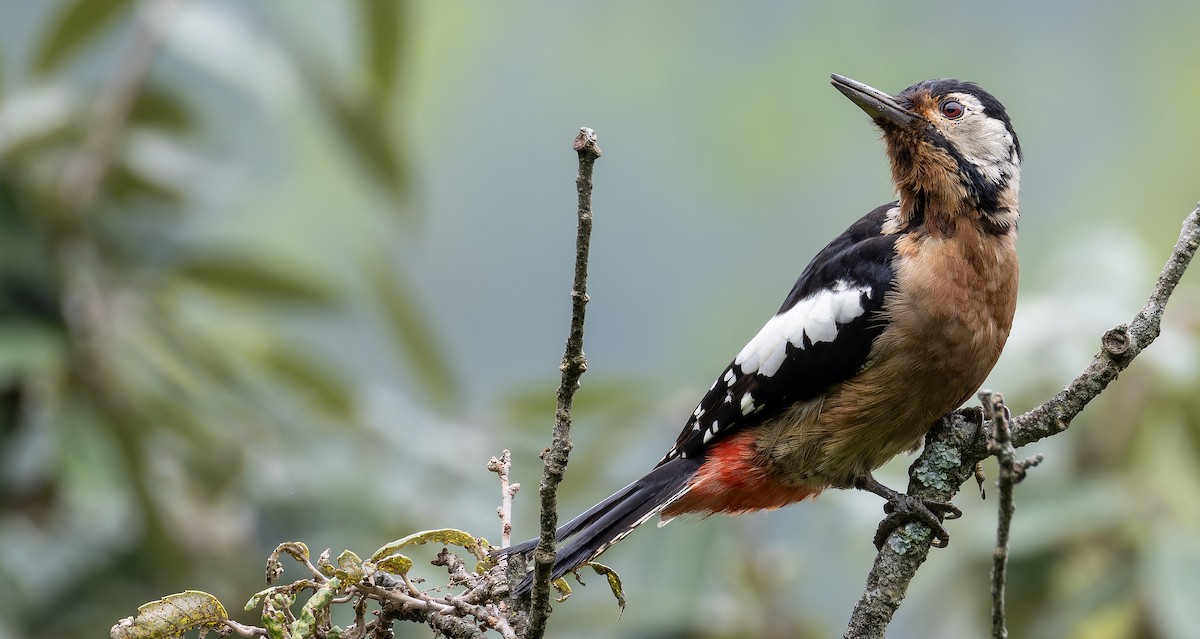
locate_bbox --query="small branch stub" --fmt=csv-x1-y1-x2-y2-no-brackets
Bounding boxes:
1102,325,1131,360
573,127,602,158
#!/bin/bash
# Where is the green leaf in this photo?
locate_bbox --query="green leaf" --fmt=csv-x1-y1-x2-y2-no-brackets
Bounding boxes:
368,258,458,410
246,582,321,613
110,590,228,639
176,253,336,306
371,552,414,576
0,88,79,161
0,322,66,377
334,550,364,582
34,0,134,74
244,587,273,613
585,561,626,612
552,577,572,602
291,577,342,639
106,161,185,205
370,529,483,562
474,540,496,573
358,0,402,105
260,347,353,419
310,74,408,202
129,86,196,132
262,592,294,639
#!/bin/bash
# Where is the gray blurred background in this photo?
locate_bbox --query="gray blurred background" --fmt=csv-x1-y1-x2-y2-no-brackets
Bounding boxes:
1,1,1198,638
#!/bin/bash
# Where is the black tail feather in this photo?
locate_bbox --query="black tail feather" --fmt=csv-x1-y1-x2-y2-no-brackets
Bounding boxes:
495,457,699,596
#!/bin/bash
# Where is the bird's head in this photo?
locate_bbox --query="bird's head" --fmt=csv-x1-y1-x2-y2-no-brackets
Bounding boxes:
831,74,1021,234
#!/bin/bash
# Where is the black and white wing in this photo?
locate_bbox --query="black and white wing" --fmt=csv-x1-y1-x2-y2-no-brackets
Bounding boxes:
660,203,901,464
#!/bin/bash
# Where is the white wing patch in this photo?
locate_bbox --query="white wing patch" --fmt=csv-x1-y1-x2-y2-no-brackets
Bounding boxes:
881,205,902,235
739,392,755,415
733,280,872,378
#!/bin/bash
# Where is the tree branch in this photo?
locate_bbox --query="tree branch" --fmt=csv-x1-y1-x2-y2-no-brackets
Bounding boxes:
845,202,1200,638
526,128,602,639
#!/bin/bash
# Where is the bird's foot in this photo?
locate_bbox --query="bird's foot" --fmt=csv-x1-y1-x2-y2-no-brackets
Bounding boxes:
957,405,989,499
853,475,961,550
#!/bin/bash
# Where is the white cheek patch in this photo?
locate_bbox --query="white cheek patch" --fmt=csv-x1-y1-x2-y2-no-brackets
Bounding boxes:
943,94,1017,183
733,281,872,378
960,120,1013,170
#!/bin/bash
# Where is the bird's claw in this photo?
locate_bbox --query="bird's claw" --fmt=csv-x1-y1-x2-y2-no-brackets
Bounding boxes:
855,475,961,550
872,493,962,550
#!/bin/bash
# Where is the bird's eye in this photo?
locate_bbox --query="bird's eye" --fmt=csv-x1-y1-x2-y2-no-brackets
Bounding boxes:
940,100,965,119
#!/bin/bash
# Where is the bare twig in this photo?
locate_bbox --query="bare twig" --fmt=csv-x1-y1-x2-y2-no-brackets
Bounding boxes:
358,581,457,615
353,595,368,637
362,578,497,637
488,451,520,549
302,559,328,583
221,618,268,637
982,391,1043,639
985,393,1014,639
845,202,1200,638
526,128,602,639
490,606,518,639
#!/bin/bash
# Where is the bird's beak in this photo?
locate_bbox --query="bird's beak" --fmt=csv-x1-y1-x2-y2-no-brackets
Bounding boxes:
830,74,918,126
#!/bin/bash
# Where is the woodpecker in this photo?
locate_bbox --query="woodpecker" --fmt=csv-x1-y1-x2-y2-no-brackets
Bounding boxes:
498,74,1021,595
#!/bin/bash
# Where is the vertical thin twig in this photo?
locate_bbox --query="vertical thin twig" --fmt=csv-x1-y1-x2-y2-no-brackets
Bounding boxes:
983,392,1013,639
983,391,1043,639
488,450,519,549
526,128,602,639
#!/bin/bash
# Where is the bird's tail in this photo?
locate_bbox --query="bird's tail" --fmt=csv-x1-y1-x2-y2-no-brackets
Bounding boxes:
495,456,700,596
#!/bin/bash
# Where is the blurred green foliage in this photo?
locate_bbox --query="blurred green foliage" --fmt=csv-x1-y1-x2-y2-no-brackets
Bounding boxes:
1,1,1198,639
0,1,457,637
